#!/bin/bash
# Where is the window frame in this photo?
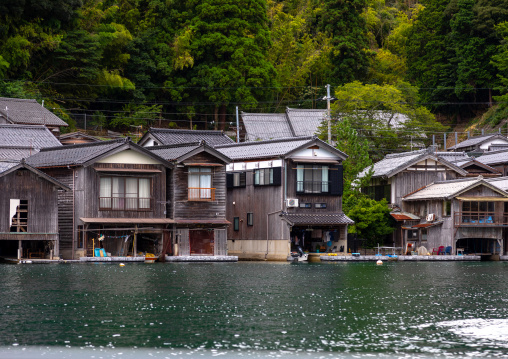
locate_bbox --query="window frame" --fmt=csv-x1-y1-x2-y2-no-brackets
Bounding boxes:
296,164,330,194
233,217,240,231
247,213,253,226
188,167,214,201
254,168,274,186
99,176,153,211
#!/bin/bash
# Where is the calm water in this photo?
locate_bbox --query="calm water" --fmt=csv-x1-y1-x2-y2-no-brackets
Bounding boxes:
1,261,508,358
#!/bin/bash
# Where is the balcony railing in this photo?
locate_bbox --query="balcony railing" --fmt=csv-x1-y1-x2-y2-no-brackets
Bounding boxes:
297,181,330,194
454,212,508,226
188,187,215,201
99,197,153,211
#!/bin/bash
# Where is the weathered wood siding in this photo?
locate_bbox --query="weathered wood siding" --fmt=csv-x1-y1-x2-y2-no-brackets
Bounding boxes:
226,169,285,241
286,160,342,213
39,168,74,258
77,163,167,219
0,169,59,236
173,152,227,220
392,169,459,206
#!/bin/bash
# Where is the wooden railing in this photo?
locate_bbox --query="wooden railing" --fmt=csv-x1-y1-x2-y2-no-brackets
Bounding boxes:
296,181,330,194
188,187,215,201
454,212,508,226
99,197,153,211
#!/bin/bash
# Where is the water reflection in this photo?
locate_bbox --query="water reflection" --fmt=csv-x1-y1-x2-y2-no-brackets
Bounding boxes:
0,262,507,357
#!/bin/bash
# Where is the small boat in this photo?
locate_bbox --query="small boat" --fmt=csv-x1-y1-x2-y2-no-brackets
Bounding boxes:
288,250,309,262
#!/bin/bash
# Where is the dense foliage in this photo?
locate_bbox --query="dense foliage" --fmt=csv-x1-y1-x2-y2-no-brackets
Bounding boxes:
2,0,508,137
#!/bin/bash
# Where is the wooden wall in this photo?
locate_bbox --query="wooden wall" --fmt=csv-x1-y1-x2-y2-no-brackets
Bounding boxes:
0,169,59,236
173,152,227,221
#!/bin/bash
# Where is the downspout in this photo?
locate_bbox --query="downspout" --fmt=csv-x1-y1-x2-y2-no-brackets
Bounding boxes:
72,167,75,260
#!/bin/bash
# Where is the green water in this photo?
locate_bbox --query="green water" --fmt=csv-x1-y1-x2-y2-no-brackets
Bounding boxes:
1,261,508,358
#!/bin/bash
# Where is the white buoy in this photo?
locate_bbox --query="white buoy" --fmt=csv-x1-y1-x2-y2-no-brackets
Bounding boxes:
119,263,125,267
376,260,383,265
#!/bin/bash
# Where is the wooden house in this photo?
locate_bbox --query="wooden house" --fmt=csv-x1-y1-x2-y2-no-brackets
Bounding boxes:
0,97,68,137
476,149,508,176
0,159,69,260
59,132,102,145
448,133,508,153
26,138,174,259
402,177,508,257
0,124,62,160
147,141,231,257
215,137,352,260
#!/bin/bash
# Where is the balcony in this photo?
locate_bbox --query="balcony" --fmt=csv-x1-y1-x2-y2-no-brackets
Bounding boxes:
454,212,508,227
99,197,153,211
188,187,216,201
296,181,330,194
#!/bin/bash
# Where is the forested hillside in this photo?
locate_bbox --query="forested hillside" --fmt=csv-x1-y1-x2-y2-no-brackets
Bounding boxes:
2,0,508,152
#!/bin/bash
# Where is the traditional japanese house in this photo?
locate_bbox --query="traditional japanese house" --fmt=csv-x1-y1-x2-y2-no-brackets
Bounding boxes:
0,97,68,137
215,136,352,260
402,176,508,257
59,132,102,145
0,159,69,260
138,128,234,147
476,149,508,176
0,124,62,160
147,141,231,257
26,138,174,259
448,133,508,153
359,147,470,248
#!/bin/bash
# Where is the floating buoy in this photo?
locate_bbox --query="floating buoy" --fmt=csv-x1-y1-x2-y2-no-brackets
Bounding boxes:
376,260,383,265
119,263,125,267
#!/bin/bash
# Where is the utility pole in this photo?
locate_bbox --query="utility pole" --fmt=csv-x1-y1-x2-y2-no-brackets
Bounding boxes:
236,106,240,143
326,84,331,144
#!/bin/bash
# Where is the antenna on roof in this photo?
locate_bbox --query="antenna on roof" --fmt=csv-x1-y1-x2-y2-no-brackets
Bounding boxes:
42,100,44,108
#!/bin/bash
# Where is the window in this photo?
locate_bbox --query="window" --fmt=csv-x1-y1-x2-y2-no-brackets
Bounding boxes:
247,213,253,226
362,184,391,202
100,177,151,210
296,165,329,193
315,203,327,209
422,229,428,241
254,168,274,186
233,172,246,187
443,200,451,216
462,201,495,223
299,202,312,208
233,217,240,231
9,199,28,232
188,167,214,201
407,230,418,239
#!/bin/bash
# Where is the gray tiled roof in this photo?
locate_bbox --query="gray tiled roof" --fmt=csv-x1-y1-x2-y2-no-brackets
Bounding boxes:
26,139,125,167
216,137,315,160
448,134,508,150
0,124,61,148
0,160,19,174
147,143,201,161
486,176,508,191
241,112,293,141
0,97,68,127
147,128,234,146
360,148,469,179
435,151,471,164
286,108,327,137
280,213,354,226
475,149,508,166
0,147,39,160
403,177,508,200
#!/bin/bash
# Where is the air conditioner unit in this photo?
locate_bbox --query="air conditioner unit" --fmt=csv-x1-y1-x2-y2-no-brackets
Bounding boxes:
286,198,299,207
426,213,435,222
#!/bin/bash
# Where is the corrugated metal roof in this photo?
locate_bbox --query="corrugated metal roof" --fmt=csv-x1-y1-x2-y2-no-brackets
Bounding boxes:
390,212,420,221
286,108,327,137
403,177,506,201
412,221,443,228
241,112,293,141
476,149,508,166
280,213,354,225
448,134,508,150
216,137,314,160
0,97,68,126
147,128,234,146
176,219,231,224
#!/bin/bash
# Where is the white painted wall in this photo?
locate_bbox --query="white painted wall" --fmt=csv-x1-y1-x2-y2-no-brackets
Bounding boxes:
96,149,163,164
480,139,508,150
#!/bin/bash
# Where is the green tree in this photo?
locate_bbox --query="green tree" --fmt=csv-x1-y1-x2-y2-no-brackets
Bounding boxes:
348,197,394,248
176,0,276,130
319,0,373,84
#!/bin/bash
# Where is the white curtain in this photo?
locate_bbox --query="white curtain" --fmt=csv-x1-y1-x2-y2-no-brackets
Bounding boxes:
112,177,124,209
100,178,111,208
254,170,260,185
188,168,200,199
9,199,20,226
139,178,150,208
322,166,329,192
126,178,138,209
297,165,304,192
201,172,212,198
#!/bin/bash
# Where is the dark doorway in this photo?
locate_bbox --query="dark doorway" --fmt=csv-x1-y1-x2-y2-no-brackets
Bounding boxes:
190,230,214,255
